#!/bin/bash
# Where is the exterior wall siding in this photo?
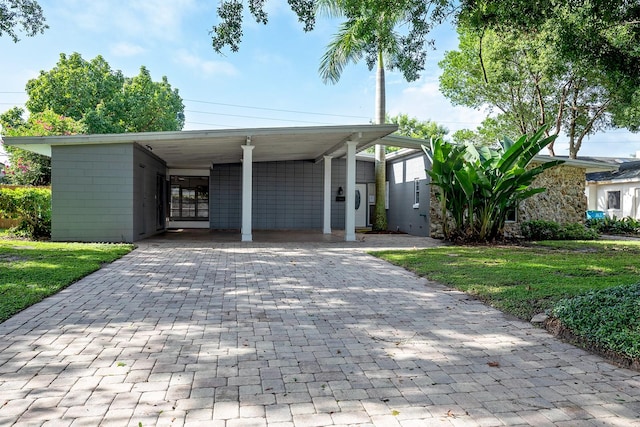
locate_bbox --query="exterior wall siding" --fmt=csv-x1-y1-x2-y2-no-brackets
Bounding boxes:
51,143,134,242
386,153,431,236
209,159,375,230
133,144,167,239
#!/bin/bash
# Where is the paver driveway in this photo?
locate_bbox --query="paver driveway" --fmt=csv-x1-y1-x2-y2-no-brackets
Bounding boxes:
1,234,639,426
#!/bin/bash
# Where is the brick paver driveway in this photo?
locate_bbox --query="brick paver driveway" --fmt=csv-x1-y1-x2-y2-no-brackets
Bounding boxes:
1,234,639,426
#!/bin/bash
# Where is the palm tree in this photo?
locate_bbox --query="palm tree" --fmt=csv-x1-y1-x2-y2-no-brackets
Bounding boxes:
317,0,407,231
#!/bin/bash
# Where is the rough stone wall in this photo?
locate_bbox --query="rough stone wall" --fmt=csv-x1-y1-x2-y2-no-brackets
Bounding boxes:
430,163,587,239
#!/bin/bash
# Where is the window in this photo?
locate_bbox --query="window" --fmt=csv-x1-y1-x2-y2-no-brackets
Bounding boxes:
506,206,517,222
607,191,621,210
413,178,420,208
170,176,209,221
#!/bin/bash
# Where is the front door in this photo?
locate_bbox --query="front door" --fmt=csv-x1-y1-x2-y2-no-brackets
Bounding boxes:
355,183,367,227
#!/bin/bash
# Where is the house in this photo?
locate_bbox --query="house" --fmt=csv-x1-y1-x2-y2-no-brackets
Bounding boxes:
6,124,427,243
586,157,640,219
6,125,614,242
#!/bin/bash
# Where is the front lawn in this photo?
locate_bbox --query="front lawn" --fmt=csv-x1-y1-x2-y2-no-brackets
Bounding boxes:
373,240,640,321
0,238,134,323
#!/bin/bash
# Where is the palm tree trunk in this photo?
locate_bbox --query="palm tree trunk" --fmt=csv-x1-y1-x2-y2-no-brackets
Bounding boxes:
373,49,387,231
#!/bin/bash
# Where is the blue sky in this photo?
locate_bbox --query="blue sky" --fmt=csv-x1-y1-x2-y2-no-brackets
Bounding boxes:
1,0,638,163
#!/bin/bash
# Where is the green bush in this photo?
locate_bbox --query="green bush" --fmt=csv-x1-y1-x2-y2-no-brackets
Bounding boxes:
586,216,640,235
520,220,598,240
552,283,640,360
0,186,51,239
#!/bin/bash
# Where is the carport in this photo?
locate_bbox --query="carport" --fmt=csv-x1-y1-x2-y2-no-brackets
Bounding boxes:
5,124,423,243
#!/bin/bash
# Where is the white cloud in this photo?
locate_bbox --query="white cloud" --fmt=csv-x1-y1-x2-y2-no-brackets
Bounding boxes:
56,0,202,41
388,78,487,136
109,42,145,57
174,50,238,77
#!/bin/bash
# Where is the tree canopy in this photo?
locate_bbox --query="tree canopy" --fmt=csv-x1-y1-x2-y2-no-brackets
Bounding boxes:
25,53,185,134
439,25,618,158
389,113,448,141
0,0,47,42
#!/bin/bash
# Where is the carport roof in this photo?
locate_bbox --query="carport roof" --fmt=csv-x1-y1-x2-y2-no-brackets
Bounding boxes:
4,124,399,169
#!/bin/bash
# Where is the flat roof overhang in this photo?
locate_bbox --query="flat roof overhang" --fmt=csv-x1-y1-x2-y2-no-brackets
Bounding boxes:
4,124,399,168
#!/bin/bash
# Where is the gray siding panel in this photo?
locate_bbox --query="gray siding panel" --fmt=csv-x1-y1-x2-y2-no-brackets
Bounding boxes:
387,153,431,236
51,144,135,242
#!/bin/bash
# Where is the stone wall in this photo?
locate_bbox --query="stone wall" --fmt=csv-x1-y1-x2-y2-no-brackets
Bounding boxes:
430,163,587,239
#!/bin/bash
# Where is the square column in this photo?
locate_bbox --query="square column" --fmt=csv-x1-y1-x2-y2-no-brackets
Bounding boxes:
323,155,333,234
241,145,254,242
345,140,358,241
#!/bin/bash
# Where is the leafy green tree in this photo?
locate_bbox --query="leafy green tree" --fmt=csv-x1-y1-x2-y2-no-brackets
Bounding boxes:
459,0,640,132
26,53,185,134
389,113,448,141
439,26,614,158
1,108,85,185
0,0,47,42
2,108,84,182
426,126,563,242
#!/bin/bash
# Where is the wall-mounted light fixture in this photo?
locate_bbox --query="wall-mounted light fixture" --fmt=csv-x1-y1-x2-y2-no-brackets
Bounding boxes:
336,186,345,202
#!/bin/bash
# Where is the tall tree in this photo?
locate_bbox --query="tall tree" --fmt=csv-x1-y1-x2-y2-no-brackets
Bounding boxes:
25,53,185,134
317,0,442,230
439,26,614,158
0,0,47,42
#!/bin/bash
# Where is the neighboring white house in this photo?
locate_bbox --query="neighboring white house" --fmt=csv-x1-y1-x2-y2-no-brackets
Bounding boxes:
586,159,640,219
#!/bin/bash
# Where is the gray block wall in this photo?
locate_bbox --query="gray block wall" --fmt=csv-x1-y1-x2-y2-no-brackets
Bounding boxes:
51,143,135,242
387,152,431,236
209,159,375,230
133,144,167,240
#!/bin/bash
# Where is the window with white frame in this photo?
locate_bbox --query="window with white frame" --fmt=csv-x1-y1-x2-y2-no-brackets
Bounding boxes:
607,190,621,210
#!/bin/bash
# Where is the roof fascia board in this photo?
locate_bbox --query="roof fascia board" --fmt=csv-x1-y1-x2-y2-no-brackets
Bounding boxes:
5,124,399,147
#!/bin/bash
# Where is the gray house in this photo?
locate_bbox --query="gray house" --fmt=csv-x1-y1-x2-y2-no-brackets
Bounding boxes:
7,124,431,243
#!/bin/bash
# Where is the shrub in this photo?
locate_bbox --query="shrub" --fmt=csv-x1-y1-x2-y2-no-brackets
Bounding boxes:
586,216,640,235
0,186,51,239
552,283,640,360
521,220,598,240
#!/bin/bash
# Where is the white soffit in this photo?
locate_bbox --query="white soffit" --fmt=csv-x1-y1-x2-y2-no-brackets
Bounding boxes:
4,124,398,169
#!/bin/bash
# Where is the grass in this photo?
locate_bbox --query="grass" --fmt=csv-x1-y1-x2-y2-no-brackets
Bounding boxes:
0,236,134,323
373,240,640,321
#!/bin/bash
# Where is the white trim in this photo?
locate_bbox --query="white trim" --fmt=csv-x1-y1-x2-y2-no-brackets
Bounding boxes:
345,140,358,241
323,155,332,234
241,145,254,242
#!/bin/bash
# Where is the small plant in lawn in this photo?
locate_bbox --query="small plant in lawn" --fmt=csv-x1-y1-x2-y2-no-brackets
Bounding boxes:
521,220,599,241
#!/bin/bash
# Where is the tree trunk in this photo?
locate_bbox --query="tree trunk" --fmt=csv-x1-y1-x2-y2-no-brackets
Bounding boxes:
373,50,387,231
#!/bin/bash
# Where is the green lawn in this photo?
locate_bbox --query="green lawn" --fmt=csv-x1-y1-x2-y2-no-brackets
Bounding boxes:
373,240,640,321
0,237,134,323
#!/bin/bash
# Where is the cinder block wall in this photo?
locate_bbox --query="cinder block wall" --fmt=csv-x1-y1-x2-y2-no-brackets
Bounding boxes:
209,159,375,230
51,144,134,242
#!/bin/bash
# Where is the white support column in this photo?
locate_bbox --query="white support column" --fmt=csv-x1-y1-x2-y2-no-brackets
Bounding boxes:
345,140,358,241
323,155,333,234
241,144,254,242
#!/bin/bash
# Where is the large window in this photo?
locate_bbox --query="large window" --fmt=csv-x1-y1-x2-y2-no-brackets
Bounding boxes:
170,176,209,221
